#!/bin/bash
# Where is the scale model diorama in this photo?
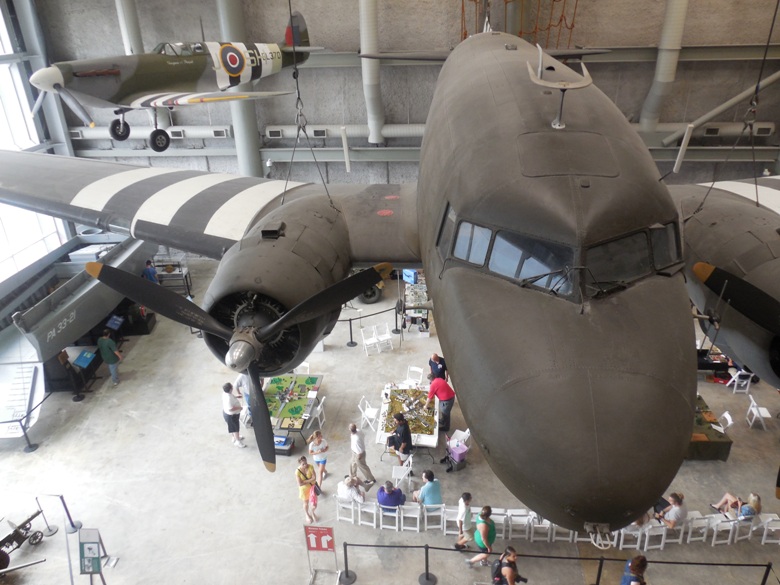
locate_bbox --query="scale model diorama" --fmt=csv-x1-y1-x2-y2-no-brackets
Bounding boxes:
2,29,780,537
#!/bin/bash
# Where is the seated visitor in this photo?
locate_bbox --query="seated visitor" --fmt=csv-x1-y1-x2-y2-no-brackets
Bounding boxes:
377,481,406,507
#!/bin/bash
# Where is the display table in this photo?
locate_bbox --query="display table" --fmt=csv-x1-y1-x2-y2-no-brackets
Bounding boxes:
686,395,732,461
263,374,322,441
376,384,438,460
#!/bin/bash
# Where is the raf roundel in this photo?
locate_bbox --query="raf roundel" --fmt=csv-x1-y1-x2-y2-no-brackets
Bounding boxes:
219,44,246,78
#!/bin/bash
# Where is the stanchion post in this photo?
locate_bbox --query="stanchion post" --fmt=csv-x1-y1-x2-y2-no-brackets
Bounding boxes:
392,306,401,335
59,495,82,534
20,418,39,453
346,318,357,348
760,562,772,585
592,556,604,585
418,544,437,585
36,497,59,537
339,542,357,584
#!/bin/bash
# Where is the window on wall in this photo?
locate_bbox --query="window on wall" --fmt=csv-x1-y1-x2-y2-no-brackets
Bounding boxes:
0,0,67,283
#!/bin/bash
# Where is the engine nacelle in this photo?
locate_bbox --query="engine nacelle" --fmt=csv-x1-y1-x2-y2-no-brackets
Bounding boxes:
200,195,351,375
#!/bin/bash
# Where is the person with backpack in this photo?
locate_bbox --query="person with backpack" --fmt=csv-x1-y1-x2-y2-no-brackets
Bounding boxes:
491,547,527,584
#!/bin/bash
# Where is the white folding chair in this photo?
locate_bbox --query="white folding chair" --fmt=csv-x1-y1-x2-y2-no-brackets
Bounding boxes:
642,523,667,551
306,395,326,430
550,523,575,543
403,365,425,386
666,513,696,545
718,411,734,431
491,507,508,540
443,505,461,535
746,394,772,429
361,326,381,355
400,503,422,532
378,504,400,531
528,512,552,542
618,523,645,550
423,505,444,531
733,515,760,543
376,323,394,351
357,501,378,528
334,496,356,524
760,514,780,544
358,395,379,431
392,453,414,490
707,514,737,546
727,369,752,394
687,513,711,543
507,508,531,540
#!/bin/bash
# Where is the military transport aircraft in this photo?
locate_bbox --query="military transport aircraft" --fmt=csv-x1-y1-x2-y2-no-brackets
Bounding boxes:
29,12,313,152
2,30,780,537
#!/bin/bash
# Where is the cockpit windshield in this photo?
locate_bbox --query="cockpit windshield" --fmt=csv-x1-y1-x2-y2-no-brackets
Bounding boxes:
152,42,205,56
436,203,680,300
488,231,574,295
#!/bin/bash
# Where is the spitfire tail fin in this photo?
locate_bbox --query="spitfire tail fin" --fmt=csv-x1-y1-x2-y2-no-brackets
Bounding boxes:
284,12,310,48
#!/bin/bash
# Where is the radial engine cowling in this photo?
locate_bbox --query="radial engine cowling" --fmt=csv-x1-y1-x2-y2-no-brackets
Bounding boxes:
200,196,351,376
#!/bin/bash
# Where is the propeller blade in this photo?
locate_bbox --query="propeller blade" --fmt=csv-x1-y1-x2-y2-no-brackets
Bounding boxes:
248,363,276,471
54,84,95,128
85,262,233,339
693,262,780,336
257,262,393,341
30,92,46,118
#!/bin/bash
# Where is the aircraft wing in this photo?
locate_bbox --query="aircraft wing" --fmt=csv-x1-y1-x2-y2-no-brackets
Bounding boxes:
126,90,293,109
0,151,421,264
360,48,608,62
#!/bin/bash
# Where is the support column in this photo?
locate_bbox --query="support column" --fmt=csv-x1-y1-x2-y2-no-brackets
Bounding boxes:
216,0,263,177
359,0,385,145
114,0,144,55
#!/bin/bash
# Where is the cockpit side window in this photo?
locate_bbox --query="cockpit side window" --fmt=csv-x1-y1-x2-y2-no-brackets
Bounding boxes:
436,204,457,260
453,221,491,265
650,222,680,269
585,232,652,295
489,231,574,294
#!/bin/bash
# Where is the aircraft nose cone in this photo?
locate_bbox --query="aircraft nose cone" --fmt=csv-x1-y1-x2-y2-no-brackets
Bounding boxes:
481,368,692,531
30,66,65,92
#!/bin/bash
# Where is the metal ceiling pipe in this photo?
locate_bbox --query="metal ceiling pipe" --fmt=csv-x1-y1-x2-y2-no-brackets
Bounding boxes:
359,0,386,145
114,0,144,55
639,0,690,132
216,0,263,177
265,123,425,139
662,69,780,146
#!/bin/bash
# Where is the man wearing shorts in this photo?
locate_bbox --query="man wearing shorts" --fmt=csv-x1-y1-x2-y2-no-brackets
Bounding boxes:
388,412,412,465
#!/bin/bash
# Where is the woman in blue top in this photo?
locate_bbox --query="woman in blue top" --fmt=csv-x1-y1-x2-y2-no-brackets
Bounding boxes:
711,491,762,518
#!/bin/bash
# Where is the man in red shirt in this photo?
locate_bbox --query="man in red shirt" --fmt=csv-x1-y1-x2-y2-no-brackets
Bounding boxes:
425,377,456,432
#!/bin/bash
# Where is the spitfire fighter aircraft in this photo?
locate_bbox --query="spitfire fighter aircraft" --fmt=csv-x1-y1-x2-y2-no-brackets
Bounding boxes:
29,12,313,152
2,30,779,536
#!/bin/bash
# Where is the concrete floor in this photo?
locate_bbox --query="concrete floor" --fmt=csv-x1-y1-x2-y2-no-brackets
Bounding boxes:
1,257,779,585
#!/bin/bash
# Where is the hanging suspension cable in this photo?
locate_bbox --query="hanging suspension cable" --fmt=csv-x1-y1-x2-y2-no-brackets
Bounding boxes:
280,0,335,209
687,2,780,219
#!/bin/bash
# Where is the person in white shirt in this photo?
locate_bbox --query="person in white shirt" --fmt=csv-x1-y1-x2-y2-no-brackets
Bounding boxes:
348,423,376,486
337,476,366,504
221,382,245,448
453,492,473,550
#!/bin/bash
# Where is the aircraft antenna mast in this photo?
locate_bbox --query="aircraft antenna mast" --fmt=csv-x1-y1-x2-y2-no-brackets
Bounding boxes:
526,49,591,130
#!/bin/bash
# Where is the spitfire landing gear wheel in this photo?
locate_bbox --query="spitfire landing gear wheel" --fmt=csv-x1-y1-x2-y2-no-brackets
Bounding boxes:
358,284,382,304
0,549,9,570
28,530,43,545
149,129,171,152
109,119,130,141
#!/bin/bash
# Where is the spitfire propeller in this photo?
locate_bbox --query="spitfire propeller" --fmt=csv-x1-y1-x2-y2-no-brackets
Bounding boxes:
84,261,392,471
693,262,780,336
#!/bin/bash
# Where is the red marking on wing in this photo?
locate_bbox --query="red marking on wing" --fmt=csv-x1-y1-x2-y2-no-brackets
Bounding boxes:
384,195,400,200
377,210,394,217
